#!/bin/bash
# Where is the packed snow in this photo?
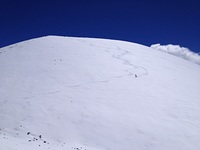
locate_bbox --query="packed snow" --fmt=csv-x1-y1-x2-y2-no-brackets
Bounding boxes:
151,43,200,65
0,36,200,150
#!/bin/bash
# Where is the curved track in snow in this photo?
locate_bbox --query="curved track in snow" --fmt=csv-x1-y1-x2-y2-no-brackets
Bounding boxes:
65,44,148,88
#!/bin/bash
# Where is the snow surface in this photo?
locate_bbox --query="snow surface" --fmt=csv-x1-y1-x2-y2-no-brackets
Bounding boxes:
151,44,200,65
0,36,200,150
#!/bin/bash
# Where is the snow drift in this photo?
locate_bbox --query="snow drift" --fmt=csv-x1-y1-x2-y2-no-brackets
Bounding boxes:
0,36,200,150
150,44,200,65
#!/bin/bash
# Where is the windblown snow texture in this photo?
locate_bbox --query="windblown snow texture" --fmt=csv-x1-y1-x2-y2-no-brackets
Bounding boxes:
151,43,200,65
0,36,200,150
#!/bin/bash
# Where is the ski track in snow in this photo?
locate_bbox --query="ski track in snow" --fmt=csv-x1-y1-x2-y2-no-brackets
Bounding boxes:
22,91,60,100
65,44,148,88
113,46,148,77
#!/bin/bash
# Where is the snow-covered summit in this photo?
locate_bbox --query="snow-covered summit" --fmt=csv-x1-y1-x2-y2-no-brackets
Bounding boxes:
151,43,200,65
0,36,200,150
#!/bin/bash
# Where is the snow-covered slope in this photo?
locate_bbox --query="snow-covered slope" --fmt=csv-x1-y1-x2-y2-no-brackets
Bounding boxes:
0,36,200,150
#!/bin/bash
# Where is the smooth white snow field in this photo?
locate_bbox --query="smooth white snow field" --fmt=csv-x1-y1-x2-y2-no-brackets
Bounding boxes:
0,36,200,150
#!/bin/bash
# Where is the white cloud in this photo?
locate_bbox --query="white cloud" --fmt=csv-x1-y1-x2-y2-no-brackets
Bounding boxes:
150,44,200,65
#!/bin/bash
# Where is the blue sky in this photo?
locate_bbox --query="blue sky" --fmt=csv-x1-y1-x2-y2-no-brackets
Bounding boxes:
0,0,199,52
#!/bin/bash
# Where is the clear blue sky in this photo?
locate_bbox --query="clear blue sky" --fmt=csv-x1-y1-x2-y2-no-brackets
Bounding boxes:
0,0,199,52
